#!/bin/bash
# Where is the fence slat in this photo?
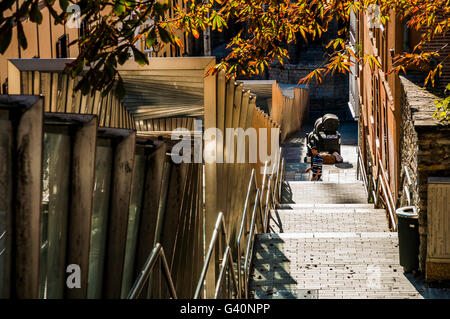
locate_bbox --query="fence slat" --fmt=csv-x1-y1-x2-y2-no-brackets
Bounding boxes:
14,98,43,299
103,132,136,298
65,117,97,299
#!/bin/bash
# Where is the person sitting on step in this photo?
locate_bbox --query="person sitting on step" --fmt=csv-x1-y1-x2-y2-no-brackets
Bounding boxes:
305,146,323,181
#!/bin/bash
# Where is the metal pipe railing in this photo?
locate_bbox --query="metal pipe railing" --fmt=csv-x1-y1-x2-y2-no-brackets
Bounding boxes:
195,148,285,299
127,243,177,299
214,246,239,299
236,169,256,296
263,176,273,232
373,176,379,206
194,212,239,299
379,159,396,213
379,174,397,231
400,165,413,206
243,190,260,298
357,146,369,196
357,147,397,231
279,158,285,201
272,148,282,206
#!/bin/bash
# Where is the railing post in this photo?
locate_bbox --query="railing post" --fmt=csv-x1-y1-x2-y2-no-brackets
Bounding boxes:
279,158,284,202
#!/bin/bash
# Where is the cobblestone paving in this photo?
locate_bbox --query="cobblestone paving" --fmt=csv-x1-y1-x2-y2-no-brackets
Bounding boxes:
282,182,368,204
249,122,425,299
251,234,422,299
270,207,390,233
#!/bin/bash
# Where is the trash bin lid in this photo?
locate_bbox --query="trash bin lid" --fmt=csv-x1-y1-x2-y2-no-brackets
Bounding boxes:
395,206,418,218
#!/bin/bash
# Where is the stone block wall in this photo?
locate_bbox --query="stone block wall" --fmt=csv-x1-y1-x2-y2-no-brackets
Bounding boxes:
268,66,351,121
399,76,450,275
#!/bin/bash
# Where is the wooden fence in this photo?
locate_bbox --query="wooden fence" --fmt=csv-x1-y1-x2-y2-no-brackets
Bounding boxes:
0,95,203,299
7,60,135,130
271,81,309,142
1,57,290,299
202,70,282,297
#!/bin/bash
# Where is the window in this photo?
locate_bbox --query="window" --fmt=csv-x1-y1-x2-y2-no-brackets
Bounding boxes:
383,100,389,171
1,79,7,95
87,138,114,299
120,151,146,298
56,35,68,58
40,125,72,298
79,19,89,39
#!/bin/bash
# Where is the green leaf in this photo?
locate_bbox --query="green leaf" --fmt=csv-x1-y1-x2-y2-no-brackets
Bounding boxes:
131,46,148,66
118,50,130,65
145,29,157,48
153,2,164,17
72,59,85,78
0,19,13,54
157,25,171,43
0,0,16,11
30,2,43,24
59,0,68,11
76,76,91,95
17,22,28,50
115,77,126,99
114,1,125,16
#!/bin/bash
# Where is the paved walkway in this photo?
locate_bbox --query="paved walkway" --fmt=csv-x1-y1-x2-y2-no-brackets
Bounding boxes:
248,122,431,299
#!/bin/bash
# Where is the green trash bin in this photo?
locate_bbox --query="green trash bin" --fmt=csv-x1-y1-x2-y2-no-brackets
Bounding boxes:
395,206,419,273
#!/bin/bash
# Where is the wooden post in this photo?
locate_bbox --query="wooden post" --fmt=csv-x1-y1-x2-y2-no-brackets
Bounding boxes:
13,97,43,299
203,59,218,298
103,131,136,298
160,161,188,268
65,117,97,299
135,142,167,287
6,61,21,94
0,117,12,299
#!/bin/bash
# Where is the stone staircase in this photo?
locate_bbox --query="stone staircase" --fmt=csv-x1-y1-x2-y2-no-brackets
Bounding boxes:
249,180,423,299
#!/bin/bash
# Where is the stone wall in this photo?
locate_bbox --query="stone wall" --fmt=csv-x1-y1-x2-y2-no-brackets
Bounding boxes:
268,65,351,121
399,76,450,275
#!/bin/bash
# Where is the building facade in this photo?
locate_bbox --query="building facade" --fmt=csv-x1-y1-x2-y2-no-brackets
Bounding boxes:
352,8,450,280
0,0,189,94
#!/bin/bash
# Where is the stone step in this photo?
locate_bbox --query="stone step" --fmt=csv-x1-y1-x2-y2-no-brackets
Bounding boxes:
281,182,367,204
270,208,389,233
250,233,422,299
276,203,375,209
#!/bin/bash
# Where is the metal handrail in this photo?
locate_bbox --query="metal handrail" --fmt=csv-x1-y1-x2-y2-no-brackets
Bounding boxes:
194,212,239,299
279,158,285,201
260,161,268,211
272,148,282,206
263,175,273,232
243,190,261,298
195,148,285,299
236,167,266,297
214,246,238,298
379,173,397,231
236,169,255,297
403,165,412,187
127,243,177,299
379,159,396,214
373,159,397,231
372,176,378,205
399,165,413,206
357,146,369,196
259,161,269,231
356,147,397,231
